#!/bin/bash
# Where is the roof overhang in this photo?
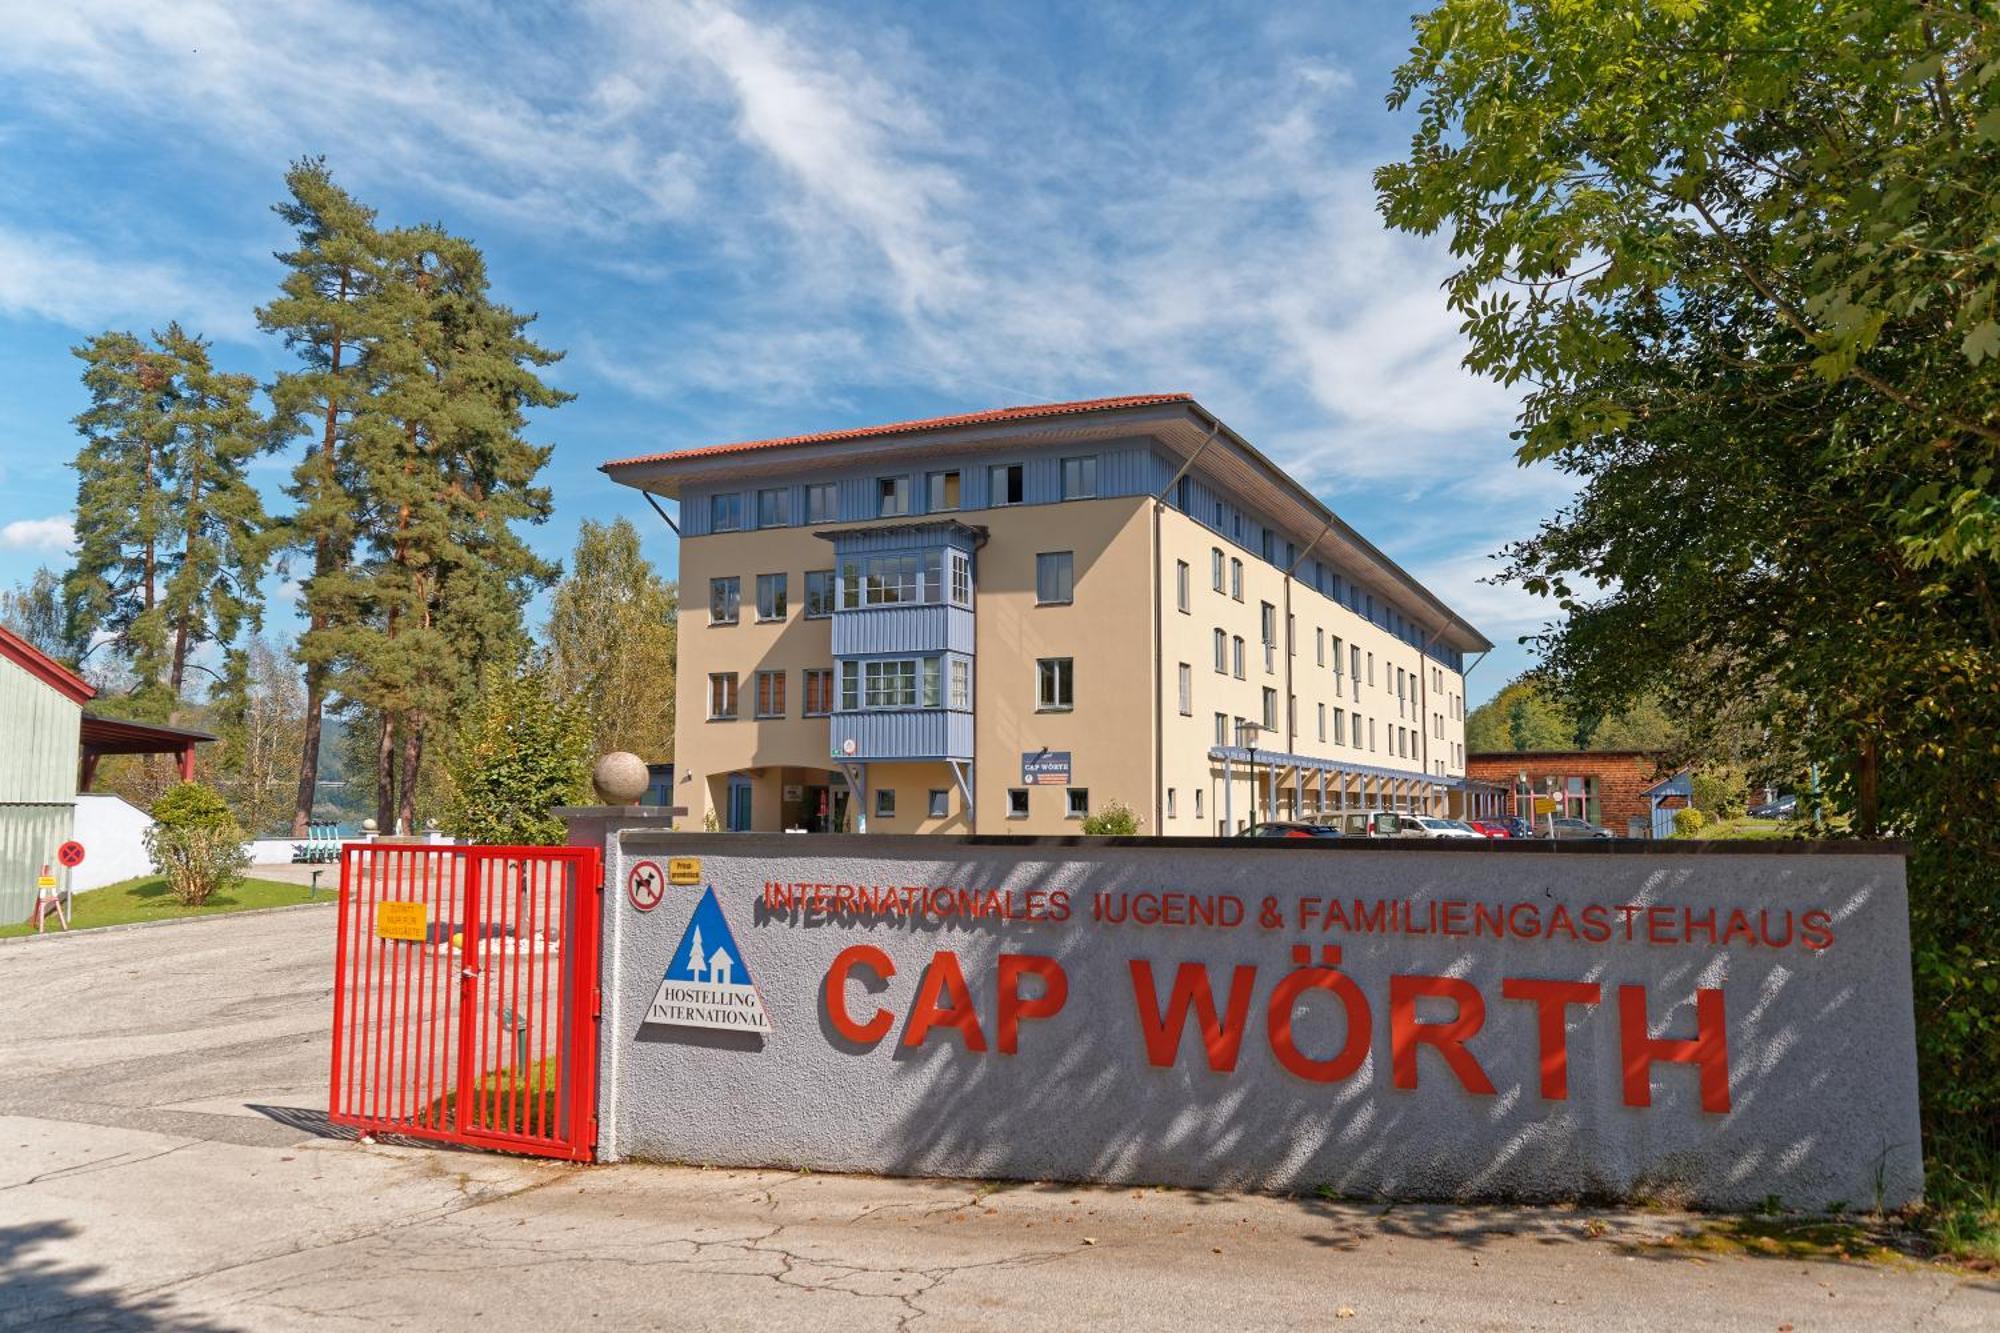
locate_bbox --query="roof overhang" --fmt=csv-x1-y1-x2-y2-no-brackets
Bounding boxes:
0,625,95,705
80,714,219,756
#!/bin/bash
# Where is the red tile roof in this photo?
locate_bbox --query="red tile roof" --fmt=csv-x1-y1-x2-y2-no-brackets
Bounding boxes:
0,624,95,705
602,392,1195,469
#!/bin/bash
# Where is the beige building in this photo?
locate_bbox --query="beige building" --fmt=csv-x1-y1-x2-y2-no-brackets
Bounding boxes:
602,393,1493,835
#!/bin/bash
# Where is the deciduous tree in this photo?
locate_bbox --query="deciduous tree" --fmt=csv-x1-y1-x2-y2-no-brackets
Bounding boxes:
546,517,677,761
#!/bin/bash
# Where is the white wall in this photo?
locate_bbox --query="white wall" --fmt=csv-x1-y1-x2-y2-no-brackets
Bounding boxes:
69,795,156,891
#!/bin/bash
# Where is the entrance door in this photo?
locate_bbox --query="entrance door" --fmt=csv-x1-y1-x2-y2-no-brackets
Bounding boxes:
726,776,754,831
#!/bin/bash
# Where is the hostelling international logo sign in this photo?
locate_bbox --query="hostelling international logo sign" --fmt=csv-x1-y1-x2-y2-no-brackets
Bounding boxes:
645,886,772,1033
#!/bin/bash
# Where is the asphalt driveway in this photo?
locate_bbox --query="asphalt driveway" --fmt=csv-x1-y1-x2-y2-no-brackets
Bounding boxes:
1,906,1992,1330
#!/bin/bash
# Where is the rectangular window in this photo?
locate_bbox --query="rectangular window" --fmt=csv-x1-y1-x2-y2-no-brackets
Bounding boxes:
757,487,788,528
1035,551,1074,605
1211,547,1225,591
1194,789,1204,821
708,672,738,719
806,482,837,523
1262,687,1278,730
922,657,941,708
928,789,949,818
1166,788,1177,820
1367,652,1376,687
877,476,910,517
840,552,941,608
1230,558,1243,600
709,493,742,532
1178,663,1192,716
805,569,835,618
950,658,970,709
876,789,896,819
1232,636,1245,679
756,572,788,620
1066,787,1089,819
1007,788,1029,818
990,463,1024,506
1316,628,1325,666
1351,711,1362,748
1036,657,1074,711
1260,602,1277,645
1176,560,1191,613
1335,709,1347,746
949,550,971,604
803,668,835,717
754,669,786,718
840,661,859,711
862,659,919,709
1213,628,1227,673
709,576,740,625
928,470,961,512
1061,455,1098,499
1369,717,1377,751
1349,644,1360,686
1317,702,1326,741
1260,529,1275,563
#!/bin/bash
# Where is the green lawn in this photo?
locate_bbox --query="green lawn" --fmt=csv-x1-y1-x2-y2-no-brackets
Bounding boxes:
2,873,328,939
1691,813,1852,841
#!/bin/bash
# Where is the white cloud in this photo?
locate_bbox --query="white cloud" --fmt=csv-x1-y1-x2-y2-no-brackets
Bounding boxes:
0,228,256,341
0,515,77,552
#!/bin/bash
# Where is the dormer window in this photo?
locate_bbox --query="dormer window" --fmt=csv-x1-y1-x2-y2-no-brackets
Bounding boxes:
990,464,1024,506
878,476,911,517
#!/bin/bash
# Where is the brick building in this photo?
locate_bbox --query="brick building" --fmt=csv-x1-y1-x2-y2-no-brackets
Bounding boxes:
1465,750,1688,836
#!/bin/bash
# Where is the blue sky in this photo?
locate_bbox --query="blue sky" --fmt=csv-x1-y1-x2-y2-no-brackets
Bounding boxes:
0,0,1567,704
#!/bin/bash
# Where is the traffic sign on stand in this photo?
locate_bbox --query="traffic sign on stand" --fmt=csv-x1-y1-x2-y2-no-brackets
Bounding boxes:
57,840,85,868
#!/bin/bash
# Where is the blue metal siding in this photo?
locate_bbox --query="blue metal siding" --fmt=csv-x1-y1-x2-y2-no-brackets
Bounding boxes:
828,709,973,761
833,604,977,655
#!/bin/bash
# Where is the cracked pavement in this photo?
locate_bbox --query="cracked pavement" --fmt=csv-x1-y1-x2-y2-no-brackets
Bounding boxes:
3,906,1996,1330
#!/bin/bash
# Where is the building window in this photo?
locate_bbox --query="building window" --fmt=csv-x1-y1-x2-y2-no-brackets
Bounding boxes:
709,576,740,625
1316,628,1325,666
1351,710,1362,748
877,476,911,517
804,668,835,716
1211,547,1224,591
840,552,940,608
1367,652,1376,687
1230,558,1243,600
1061,455,1098,499
1194,789,1204,821
1007,788,1029,818
1262,687,1278,730
1178,663,1192,715
876,789,897,819
1166,788,1177,820
1176,560,1190,612
1332,635,1344,679
756,572,788,620
1260,529,1275,563
950,658,971,709
1214,712,1229,746
927,470,961,512
1369,718,1377,751
710,493,742,532
949,550,972,604
865,660,919,709
1035,551,1074,605
1212,628,1227,673
757,488,788,528
708,672,738,719
806,482,837,523
1335,709,1347,746
1318,702,1326,741
1232,635,1245,679
928,789,950,818
754,670,786,718
1036,657,1074,711
990,463,1024,506
805,570,836,618
1066,787,1089,819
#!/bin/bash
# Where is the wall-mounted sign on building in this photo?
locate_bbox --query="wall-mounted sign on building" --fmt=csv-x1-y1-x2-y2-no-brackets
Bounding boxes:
644,886,772,1034
1021,750,1071,785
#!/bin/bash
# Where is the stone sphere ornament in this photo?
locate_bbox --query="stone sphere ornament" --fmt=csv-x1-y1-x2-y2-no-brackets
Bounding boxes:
592,751,650,805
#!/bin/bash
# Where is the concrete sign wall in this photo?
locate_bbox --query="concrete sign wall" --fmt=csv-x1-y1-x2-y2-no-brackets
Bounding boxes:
592,833,1920,1209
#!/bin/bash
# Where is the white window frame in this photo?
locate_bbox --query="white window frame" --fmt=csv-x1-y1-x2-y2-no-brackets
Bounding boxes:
1036,657,1074,712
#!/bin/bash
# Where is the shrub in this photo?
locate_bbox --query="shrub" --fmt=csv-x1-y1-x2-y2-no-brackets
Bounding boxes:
1690,768,1748,820
145,782,248,906
1080,799,1142,836
1672,806,1707,838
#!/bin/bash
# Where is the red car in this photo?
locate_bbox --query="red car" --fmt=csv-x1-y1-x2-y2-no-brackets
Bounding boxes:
1468,820,1512,838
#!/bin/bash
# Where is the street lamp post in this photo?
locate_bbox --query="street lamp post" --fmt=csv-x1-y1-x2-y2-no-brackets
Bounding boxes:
1240,722,1264,828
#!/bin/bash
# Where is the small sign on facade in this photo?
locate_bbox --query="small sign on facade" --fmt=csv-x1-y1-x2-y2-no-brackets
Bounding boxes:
644,886,771,1033
375,900,428,941
627,860,665,913
667,857,702,885
1021,750,1072,785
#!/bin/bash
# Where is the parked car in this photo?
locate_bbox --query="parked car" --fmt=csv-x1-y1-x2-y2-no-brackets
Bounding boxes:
1748,795,1798,819
1492,816,1536,838
1339,809,1415,838
1549,816,1616,840
1407,816,1484,840
1468,819,1513,838
1244,821,1343,839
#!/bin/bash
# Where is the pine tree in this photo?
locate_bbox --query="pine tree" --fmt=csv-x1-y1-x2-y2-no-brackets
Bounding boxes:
258,157,387,836
546,517,678,761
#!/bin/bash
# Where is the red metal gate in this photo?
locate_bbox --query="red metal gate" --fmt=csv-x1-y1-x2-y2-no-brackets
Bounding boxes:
329,843,602,1161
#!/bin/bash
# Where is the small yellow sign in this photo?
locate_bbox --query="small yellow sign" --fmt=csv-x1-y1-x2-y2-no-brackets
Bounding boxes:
1532,796,1558,815
375,900,428,941
36,874,57,890
667,857,702,886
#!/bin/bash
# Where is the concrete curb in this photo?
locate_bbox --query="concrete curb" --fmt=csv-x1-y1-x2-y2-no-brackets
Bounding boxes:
0,896,336,946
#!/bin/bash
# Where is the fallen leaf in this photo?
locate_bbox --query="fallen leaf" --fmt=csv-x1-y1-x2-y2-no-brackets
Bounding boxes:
1336,1307,1356,1319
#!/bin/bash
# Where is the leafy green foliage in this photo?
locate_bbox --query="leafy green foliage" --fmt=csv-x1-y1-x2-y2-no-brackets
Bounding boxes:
546,518,678,762
1690,770,1749,821
1671,807,1707,838
1378,0,1999,1218
144,782,248,906
1080,799,1143,836
443,661,593,846
0,568,72,662
1464,674,1679,752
